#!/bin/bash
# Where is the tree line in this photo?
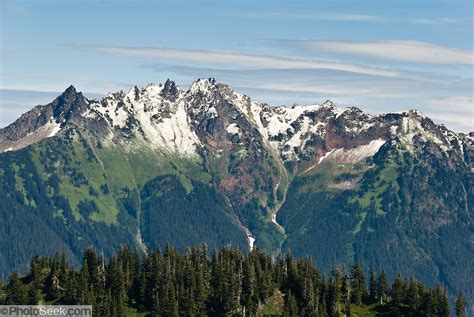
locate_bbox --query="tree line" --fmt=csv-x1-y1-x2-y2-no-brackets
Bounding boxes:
0,244,467,316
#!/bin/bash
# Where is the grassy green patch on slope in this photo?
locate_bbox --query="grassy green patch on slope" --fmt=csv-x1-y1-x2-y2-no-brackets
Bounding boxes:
296,160,367,194
11,163,37,207
257,290,284,316
59,182,118,224
350,153,401,233
27,134,121,224
350,303,379,317
98,145,210,195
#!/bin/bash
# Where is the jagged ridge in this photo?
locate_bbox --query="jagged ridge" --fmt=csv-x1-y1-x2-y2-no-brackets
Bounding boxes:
0,79,472,311
1,78,470,163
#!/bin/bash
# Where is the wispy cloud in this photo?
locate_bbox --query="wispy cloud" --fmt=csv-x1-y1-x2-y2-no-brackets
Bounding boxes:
0,89,104,128
424,96,473,131
143,63,473,127
0,89,61,127
428,96,473,112
144,63,471,96
428,112,473,132
289,40,474,65
0,2,32,15
86,45,400,78
230,11,462,25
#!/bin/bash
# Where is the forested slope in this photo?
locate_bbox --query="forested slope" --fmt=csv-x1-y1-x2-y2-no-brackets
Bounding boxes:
1,244,467,317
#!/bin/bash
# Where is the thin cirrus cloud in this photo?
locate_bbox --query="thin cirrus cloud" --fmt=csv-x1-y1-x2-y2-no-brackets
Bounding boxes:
141,63,472,132
294,40,474,64
87,45,400,78
424,96,473,131
230,11,460,25
429,113,472,131
428,96,473,112
73,45,471,132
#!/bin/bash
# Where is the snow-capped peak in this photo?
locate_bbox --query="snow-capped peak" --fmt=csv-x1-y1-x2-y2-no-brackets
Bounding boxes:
83,82,201,157
188,78,218,94
142,83,164,96
125,86,141,101
321,99,336,108
1,79,470,166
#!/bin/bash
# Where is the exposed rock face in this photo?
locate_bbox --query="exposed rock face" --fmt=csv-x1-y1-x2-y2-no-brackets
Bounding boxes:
2,78,471,244
0,85,91,151
1,78,471,231
0,78,472,308
2,79,469,164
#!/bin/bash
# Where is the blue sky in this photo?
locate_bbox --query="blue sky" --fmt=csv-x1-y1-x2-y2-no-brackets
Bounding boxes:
1,0,472,131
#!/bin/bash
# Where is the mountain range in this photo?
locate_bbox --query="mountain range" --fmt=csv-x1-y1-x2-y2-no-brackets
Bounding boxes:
0,78,472,308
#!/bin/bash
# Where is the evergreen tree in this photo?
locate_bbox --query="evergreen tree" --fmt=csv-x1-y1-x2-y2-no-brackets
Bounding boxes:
328,269,342,316
440,289,449,317
377,270,388,304
27,285,39,305
341,268,350,302
368,268,377,303
0,243,460,317
83,248,100,292
106,256,125,316
193,246,210,316
302,278,318,317
45,268,63,301
5,272,28,304
405,277,420,315
242,257,258,315
59,253,68,287
350,263,365,305
29,256,45,289
420,287,435,317
284,290,299,317
455,293,467,317
430,286,449,317
390,275,405,306
389,275,405,316
63,271,79,304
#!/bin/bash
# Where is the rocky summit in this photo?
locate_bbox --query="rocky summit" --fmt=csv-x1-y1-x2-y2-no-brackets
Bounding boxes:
0,78,472,304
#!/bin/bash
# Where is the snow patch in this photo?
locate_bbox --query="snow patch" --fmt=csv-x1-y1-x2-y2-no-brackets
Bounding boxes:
189,78,215,94
144,101,201,156
92,97,130,128
399,116,447,152
247,232,255,250
390,125,398,135
207,106,218,117
345,121,375,133
47,122,62,137
402,117,409,134
88,85,200,156
334,108,348,118
142,83,164,98
265,104,320,138
271,213,278,225
318,149,336,164
321,140,386,164
266,114,292,137
286,116,311,148
226,123,240,135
